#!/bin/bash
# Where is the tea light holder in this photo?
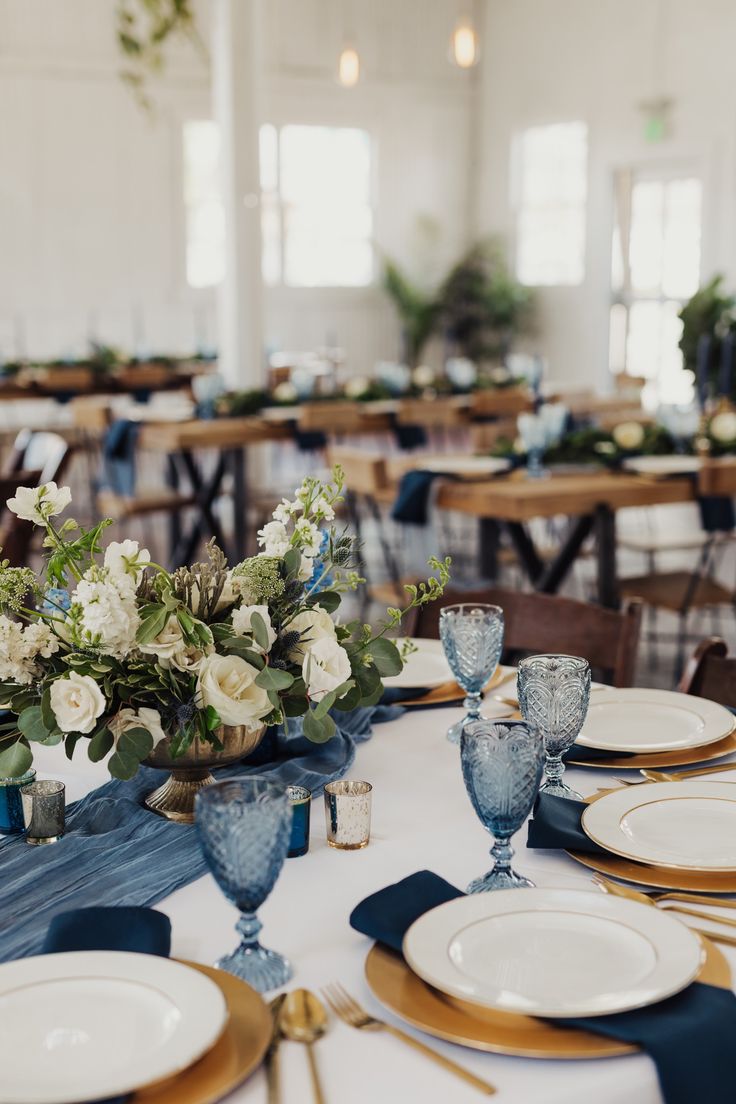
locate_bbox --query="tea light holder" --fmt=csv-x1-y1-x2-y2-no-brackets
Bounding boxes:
324,780,372,850
287,784,311,858
0,768,36,834
21,779,66,845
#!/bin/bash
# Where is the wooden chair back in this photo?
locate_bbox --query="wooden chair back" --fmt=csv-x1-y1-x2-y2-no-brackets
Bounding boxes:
0,431,72,565
69,396,114,433
678,637,736,708
396,399,465,428
327,447,390,497
298,401,365,434
410,586,643,687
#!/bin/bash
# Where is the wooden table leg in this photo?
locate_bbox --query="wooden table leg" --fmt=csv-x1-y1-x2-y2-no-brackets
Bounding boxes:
478,518,501,580
505,521,544,583
229,446,248,563
536,514,595,594
595,504,620,609
172,450,228,565
166,454,182,563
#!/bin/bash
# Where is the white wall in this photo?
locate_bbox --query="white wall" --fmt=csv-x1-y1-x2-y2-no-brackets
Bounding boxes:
476,0,736,389
0,0,475,375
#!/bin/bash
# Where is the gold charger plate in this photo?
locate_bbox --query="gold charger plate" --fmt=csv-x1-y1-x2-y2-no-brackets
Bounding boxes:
567,727,736,770
566,849,736,894
365,939,729,1060
134,961,271,1103
402,666,513,709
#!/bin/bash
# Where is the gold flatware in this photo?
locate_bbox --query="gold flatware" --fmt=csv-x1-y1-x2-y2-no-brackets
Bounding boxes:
321,982,496,1095
640,762,736,783
593,875,736,945
491,695,519,709
265,994,287,1104
280,989,328,1104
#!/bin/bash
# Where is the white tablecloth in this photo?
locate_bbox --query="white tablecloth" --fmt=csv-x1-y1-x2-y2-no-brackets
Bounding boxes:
29,706,736,1104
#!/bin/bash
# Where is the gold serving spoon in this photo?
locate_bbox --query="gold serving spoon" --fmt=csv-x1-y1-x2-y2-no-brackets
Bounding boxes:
280,989,329,1104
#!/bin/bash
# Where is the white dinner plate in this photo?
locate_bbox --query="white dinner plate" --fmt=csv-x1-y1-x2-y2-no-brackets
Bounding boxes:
582,780,736,871
576,687,734,753
422,456,511,478
382,638,454,689
403,888,702,1018
622,455,701,477
0,951,228,1104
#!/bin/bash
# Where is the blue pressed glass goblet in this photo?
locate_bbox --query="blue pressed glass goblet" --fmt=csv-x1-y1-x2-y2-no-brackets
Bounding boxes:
195,777,293,993
517,654,591,800
461,719,545,892
439,603,505,744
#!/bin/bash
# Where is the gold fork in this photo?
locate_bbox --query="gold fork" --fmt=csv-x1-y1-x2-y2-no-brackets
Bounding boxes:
321,983,495,1096
592,875,736,943
640,763,736,783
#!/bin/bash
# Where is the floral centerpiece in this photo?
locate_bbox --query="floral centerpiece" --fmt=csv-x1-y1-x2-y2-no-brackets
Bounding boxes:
490,421,678,468
0,468,449,820
699,406,736,456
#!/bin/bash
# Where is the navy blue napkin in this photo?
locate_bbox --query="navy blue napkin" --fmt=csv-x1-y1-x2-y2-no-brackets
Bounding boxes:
42,906,171,956
102,420,139,496
391,470,438,526
350,870,736,1104
380,686,463,710
564,742,635,763
526,792,607,854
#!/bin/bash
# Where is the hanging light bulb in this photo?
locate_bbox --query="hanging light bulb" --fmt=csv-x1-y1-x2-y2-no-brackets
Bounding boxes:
451,17,479,68
338,45,360,87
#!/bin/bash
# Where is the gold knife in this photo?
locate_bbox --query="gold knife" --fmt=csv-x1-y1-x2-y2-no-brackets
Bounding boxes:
265,993,287,1104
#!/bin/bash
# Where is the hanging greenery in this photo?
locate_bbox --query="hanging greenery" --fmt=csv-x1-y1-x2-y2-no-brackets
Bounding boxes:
116,0,205,111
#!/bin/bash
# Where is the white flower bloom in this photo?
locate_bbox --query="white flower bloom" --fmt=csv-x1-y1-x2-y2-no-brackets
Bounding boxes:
257,519,290,558
490,365,512,385
286,605,336,661
23,621,59,659
273,498,298,524
298,555,314,582
612,421,645,451
294,517,322,558
344,376,369,398
74,575,140,659
231,604,277,653
50,672,106,734
7,482,72,525
0,616,35,685
110,705,167,749
196,653,270,728
168,641,213,674
104,540,150,584
310,496,335,522
138,614,185,664
412,364,435,389
303,637,351,700
273,381,299,403
710,411,736,443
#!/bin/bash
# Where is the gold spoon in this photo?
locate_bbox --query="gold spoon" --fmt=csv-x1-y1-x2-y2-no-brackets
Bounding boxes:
265,994,287,1104
280,989,329,1104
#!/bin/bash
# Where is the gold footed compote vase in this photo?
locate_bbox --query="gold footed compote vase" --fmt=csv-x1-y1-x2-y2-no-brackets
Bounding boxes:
144,724,267,824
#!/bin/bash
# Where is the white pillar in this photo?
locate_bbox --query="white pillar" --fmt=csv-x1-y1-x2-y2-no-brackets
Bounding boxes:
211,0,264,389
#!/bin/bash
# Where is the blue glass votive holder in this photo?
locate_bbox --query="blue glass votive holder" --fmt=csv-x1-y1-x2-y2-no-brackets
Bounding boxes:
287,785,311,858
0,768,36,834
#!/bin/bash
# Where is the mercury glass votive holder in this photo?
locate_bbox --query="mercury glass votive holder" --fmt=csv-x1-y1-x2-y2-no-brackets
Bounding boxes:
287,784,311,858
0,768,36,834
324,780,372,850
21,779,66,844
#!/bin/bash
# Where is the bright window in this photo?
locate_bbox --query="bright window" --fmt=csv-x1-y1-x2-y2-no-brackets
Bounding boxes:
610,170,702,402
513,121,588,286
183,121,374,289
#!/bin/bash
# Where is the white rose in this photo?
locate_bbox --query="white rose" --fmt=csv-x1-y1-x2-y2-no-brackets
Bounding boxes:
273,381,298,403
7,482,72,525
303,637,351,700
286,605,336,661
50,671,106,734
138,615,185,663
710,411,736,443
104,540,150,584
110,705,167,749
344,376,369,398
231,604,277,653
612,421,645,451
169,642,212,674
196,653,270,727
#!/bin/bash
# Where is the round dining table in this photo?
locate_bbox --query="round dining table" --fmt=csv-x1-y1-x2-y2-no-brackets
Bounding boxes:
27,703,736,1104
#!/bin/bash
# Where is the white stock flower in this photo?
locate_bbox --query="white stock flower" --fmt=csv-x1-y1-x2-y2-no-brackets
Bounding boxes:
74,575,140,659
138,614,185,664
298,555,314,582
231,604,277,653
104,540,150,584
257,520,290,558
7,482,72,525
23,621,59,660
50,672,106,734
303,637,351,700
612,421,645,451
710,411,736,443
286,605,336,661
310,496,335,522
294,518,322,557
110,705,167,749
273,498,298,524
196,653,270,728
0,617,35,685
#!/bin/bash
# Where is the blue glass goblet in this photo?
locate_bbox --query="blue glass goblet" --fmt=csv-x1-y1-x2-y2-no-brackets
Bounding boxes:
461,719,545,892
439,603,505,744
195,777,293,992
517,654,591,800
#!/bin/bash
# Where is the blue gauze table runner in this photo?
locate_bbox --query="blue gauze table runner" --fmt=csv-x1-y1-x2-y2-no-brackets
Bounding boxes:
0,704,400,962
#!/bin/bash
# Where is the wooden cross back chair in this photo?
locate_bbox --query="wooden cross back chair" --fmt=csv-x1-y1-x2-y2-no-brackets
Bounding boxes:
678,637,736,709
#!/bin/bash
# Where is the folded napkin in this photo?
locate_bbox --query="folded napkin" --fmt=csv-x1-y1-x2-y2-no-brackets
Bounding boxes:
391,470,439,526
563,742,634,763
526,792,607,854
380,686,463,711
43,905,171,957
350,871,736,1104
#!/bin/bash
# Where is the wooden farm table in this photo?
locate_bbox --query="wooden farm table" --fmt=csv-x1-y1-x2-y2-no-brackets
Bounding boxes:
137,417,291,565
435,469,697,607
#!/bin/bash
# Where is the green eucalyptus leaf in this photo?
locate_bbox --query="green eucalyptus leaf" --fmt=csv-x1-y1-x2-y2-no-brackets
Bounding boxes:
40,689,57,733
117,726,154,761
108,749,140,781
365,637,403,676
0,737,32,777
250,611,269,653
64,731,84,760
88,727,114,763
302,708,336,744
18,706,49,744
255,667,294,691
282,547,301,578
307,590,340,613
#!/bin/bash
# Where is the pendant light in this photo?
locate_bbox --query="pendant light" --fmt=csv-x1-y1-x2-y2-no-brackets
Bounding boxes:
337,0,360,87
451,11,479,69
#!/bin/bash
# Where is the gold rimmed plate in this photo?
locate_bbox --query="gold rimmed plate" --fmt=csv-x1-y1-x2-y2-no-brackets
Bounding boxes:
365,938,729,1060
566,849,736,894
567,728,736,771
134,961,272,1104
